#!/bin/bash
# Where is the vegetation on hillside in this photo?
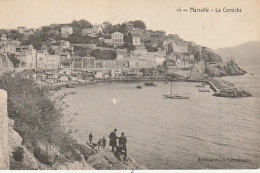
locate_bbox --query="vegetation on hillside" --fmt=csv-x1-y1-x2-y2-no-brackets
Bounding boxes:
0,73,78,156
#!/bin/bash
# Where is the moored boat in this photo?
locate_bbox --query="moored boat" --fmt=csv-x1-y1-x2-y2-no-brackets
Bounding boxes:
136,83,142,89
163,94,190,99
66,84,76,88
163,81,190,99
145,82,157,86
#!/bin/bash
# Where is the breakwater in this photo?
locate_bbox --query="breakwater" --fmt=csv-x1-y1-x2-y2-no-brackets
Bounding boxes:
209,78,252,97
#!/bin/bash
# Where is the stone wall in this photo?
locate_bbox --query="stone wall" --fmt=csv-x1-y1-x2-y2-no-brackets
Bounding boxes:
0,89,9,169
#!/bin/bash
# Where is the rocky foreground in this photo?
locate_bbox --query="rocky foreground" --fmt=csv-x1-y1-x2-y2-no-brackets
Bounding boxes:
210,79,252,98
8,118,145,170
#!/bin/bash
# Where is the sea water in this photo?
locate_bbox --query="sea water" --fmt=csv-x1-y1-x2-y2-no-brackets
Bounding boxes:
61,65,260,169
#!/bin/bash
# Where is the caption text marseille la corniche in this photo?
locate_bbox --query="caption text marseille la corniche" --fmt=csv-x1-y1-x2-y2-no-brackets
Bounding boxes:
176,7,242,13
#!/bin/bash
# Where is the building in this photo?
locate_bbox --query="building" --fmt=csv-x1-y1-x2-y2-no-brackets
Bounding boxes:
82,25,102,37
61,26,73,38
95,60,116,69
36,50,60,69
132,44,147,55
15,45,37,68
150,31,166,44
82,28,93,36
125,22,134,32
111,32,124,45
17,27,26,34
60,40,70,48
24,29,35,37
47,38,56,44
116,48,128,60
131,33,141,46
0,34,21,53
72,56,95,69
92,24,103,35
102,21,112,30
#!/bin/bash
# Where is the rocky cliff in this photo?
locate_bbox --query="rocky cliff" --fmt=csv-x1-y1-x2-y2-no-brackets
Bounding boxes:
8,119,145,170
0,53,14,75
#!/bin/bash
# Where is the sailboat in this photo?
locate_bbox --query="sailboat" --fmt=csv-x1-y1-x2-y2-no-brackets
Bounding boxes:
163,82,190,99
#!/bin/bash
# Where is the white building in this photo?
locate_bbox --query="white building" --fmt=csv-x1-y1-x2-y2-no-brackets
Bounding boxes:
131,33,141,46
61,26,73,38
36,51,60,69
82,25,102,37
111,32,124,44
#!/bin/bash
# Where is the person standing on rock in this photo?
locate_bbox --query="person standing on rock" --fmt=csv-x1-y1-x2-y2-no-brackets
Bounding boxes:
97,138,102,150
89,132,93,144
102,137,106,149
119,132,127,161
109,129,118,153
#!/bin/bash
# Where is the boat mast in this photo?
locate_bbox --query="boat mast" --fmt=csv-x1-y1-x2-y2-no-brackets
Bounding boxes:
170,81,173,95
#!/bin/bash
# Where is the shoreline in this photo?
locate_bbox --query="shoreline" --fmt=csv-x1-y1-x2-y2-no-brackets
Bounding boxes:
50,75,252,98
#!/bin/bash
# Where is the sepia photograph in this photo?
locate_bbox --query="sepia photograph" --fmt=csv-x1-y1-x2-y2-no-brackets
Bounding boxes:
0,0,259,171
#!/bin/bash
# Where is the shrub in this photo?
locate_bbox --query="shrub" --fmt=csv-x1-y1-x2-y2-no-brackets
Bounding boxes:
0,73,70,151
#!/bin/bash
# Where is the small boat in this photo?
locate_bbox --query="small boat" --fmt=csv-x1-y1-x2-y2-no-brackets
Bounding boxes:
164,94,190,99
136,83,142,89
66,84,76,88
196,83,207,88
145,82,157,86
163,82,190,99
54,86,61,90
199,89,210,92
199,86,210,92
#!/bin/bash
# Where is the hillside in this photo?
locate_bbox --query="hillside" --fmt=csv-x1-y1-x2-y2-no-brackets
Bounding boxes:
215,41,260,66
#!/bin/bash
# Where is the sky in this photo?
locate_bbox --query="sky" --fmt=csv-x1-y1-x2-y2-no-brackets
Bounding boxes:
0,0,259,49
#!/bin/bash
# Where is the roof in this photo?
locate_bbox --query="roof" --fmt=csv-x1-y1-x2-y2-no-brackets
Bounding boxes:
112,31,123,35
62,26,72,28
82,27,92,30
131,33,141,37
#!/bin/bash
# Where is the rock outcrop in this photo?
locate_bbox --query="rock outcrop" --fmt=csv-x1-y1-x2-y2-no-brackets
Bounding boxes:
205,61,246,77
7,119,145,170
210,79,252,97
87,149,146,170
8,119,39,170
0,53,14,75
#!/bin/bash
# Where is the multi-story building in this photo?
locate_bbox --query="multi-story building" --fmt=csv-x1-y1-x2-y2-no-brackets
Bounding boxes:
131,33,141,46
82,28,93,36
0,34,21,53
15,45,37,68
61,26,73,38
95,60,117,69
82,25,102,37
36,50,60,69
111,32,124,45
72,56,95,69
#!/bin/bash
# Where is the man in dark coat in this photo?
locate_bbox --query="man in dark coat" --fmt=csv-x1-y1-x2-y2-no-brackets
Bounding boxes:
89,132,93,144
119,132,127,161
109,129,118,153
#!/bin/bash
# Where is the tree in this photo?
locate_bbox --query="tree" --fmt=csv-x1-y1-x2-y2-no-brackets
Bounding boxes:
79,19,92,28
132,20,146,30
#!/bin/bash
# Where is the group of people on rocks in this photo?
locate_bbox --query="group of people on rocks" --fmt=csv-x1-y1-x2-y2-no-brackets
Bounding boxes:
109,129,127,161
88,128,128,161
88,132,106,149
